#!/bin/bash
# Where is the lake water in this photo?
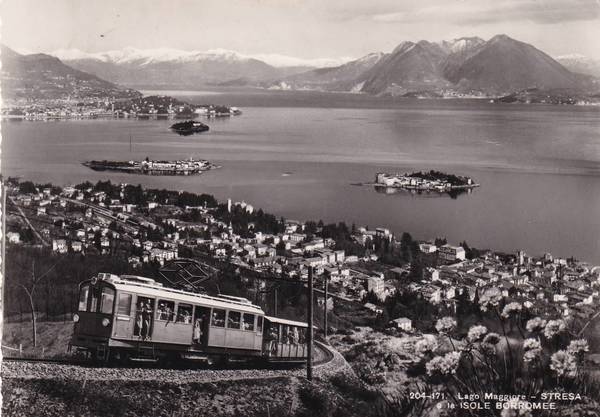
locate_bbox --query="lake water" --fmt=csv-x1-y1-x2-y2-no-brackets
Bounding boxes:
2,89,600,263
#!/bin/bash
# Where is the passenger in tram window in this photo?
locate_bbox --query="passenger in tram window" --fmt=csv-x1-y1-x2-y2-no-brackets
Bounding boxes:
268,326,279,354
193,318,202,344
135,306,143,338
157,302,166,320
290,326,299,345
141,301,153,340
165,304,173,322
182,309,191,324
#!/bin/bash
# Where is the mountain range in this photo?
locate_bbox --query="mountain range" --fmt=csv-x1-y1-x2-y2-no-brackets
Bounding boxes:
555,54,600,78
50,47,313,89
275,35,595,96
0,45,139,100
2,35,599,100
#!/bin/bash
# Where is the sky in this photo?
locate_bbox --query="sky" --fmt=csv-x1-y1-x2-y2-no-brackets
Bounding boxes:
1,0,599,62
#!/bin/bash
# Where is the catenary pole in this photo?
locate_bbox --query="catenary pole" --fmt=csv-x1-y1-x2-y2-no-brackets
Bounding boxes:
324,276,328,339
307,266,313,380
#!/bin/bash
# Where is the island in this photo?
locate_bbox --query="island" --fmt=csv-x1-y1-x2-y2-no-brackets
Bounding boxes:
170,120,210,136
367,170,479,194
83,157,219,175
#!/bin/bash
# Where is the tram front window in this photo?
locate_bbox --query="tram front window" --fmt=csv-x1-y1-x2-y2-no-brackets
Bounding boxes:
90,287,99,312
78,285,89,311
100,287,115,314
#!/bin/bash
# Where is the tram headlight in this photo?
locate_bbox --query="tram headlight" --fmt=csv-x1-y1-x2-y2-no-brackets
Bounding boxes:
101,318,110,327
73,314,80,323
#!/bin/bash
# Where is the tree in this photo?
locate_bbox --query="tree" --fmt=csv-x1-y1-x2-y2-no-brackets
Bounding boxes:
16,258,62,347
434,237,447,247
363,290,381,305
400,232,413,263
18,181,37,194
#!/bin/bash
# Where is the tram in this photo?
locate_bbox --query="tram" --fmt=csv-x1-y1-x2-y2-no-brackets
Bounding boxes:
71,273,309,364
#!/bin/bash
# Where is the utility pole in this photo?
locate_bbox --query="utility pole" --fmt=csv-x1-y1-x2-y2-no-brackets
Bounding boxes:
274,287,278,316
0,181,6,353
324,275,328,339
307,266,314,381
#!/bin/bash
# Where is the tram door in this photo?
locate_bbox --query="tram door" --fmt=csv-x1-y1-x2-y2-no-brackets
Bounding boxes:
133,296,155,340
192,306,210,346
114,292,135,338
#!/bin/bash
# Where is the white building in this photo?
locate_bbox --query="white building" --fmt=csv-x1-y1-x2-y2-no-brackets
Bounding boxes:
52,239,68,254
366,276,385,297
419,243,437,253
390,317,412,331
438,245,466,263
6,232,20,244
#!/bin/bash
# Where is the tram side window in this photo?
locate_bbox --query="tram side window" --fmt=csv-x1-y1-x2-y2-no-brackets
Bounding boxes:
156,300,175,321
257,316,263,333
298,328,306,344
176,304,193,324
242,313,255,331
117,293,132,316
100,287,115,314
227,311,241,329
78,285,90,311
211,309,226,327
281,325,289,343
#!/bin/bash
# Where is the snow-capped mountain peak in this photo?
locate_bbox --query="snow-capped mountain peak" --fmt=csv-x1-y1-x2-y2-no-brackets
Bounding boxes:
438,37,485,54
51,47,252,66
51,47,354,68
555,53,588,61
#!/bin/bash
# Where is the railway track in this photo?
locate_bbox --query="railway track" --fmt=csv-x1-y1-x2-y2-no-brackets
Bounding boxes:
2,342,337,375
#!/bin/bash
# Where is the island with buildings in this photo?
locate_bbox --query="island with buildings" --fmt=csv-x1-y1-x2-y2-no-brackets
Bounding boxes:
370,170,479,193
83,157,219,175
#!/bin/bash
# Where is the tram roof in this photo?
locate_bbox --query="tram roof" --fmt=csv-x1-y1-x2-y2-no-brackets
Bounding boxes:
265,315,309,328
91,273,264,314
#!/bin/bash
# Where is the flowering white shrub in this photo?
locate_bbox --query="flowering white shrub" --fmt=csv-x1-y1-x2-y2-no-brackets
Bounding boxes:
525,317,547,334
550,350,577,378
522,338,542,363
543,319,566,339
567,339,589,355
501,302,523,319
435,317,457,334
426,351,461,377
478,290,502,312
414,336,438,357
466,325,488,343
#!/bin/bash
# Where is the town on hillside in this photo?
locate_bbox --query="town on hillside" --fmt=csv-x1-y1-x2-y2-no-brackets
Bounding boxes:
0,95,242,121
5,178,599,333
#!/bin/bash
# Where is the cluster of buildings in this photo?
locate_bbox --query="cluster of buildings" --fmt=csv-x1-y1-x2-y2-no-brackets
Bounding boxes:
374,172,474,191
409,244,600,319
139,158,213,174
0,96,241,121
1,100,119,121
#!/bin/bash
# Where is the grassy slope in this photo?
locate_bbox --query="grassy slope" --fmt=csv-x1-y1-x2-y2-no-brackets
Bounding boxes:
2,321,74,358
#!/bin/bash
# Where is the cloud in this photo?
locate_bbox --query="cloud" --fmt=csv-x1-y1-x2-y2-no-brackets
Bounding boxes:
370,0,600,25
